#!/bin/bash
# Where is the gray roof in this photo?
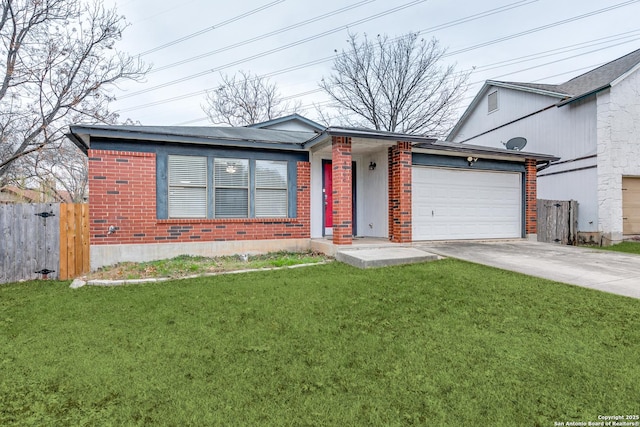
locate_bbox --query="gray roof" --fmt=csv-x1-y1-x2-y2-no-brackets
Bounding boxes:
559,48,640,97
68,120,556,163
68,124,317,152
495,47,640,102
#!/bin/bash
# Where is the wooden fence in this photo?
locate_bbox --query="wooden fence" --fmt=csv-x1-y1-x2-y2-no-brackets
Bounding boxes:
59,204,90,280
0,203,89,284
537,199,578,245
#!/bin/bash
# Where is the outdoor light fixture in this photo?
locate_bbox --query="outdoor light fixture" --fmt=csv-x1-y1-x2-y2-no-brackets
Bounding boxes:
369,161,377,171
466,156,479,166
225,162,237,174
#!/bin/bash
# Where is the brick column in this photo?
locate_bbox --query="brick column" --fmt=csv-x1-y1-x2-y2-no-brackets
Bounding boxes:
525,158,537,237
296,161,311,237
332,136,352,245
389,141,412,243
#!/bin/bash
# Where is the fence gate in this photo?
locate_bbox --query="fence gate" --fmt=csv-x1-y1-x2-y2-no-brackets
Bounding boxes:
537,199,578,245
0,203,89,284
0,203,60,284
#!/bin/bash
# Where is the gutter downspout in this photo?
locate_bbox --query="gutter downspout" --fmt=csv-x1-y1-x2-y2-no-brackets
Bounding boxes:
537,161,551,172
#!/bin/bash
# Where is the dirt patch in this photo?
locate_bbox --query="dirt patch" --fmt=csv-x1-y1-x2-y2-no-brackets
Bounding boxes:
85,251,330,280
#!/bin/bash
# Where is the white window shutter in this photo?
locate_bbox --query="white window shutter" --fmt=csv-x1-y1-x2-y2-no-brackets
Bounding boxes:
255,160,288,217
168,155,207,218
214,158,249,218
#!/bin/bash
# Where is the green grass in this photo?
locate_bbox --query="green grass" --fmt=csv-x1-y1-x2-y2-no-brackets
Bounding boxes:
1,260,639,426
596,241,640,255
86,251,328,280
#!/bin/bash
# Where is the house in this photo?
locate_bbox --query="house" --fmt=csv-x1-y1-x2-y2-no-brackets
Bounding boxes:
447,48,640,244
67,116,556,269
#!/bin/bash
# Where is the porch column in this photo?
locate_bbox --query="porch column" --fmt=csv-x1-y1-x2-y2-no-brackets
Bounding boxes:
332,136,352,245
388,141,412,243
525,158,537,239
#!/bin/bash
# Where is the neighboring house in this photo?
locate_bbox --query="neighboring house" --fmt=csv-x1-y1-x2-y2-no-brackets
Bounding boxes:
447,48,640,244
67,116,556,269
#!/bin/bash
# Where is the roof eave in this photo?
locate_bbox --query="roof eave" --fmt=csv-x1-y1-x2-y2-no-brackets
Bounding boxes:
556,84,610,106
66,129,89,154
415,141,559,163
68,126,308,151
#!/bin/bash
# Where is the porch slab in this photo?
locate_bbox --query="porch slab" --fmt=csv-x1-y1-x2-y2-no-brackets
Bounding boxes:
336,246,439,269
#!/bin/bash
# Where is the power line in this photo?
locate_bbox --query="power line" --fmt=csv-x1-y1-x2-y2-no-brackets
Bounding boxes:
176,35,640,126
136,0,286,57
117,0,429,100
117,0,537,111
118,1,640,123
121,0,633,103
150,0,377,74
444,0,640,56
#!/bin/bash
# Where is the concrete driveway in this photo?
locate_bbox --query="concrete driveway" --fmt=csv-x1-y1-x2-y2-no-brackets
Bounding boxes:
417,240,640,299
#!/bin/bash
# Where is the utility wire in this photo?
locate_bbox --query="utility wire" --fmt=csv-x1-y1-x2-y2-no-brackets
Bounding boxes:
174,35,638,125
150,0,377,73
119,1,640,122
117,0,429,100
117,0,536,109
120,0,633,103
136,0,286,57
445,0,640,56
119,22,639,115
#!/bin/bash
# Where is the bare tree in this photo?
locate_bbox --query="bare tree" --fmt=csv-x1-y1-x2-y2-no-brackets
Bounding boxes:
25,139,88,202
319,32,469,137
203,71,299,126
0,0,149,184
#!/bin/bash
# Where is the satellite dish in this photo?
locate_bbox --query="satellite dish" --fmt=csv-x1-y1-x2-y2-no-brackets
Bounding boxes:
504,137,527,151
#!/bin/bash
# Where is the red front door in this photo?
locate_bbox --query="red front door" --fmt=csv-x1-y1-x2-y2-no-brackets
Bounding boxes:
323,160,356,234
323,161,333,228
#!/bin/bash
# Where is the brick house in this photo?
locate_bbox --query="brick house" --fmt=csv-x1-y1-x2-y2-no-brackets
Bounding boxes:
67,115,556,269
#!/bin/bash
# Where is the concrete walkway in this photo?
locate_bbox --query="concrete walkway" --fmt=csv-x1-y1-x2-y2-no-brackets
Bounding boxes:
336,246,438,268
418,240,640,299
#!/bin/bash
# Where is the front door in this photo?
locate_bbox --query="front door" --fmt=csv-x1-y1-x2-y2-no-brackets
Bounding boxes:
322,160,356,236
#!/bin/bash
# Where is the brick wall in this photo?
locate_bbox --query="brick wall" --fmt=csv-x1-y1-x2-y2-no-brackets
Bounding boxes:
88,149,310,245
388,141,412,243
525,158,537,235
331,136,352,245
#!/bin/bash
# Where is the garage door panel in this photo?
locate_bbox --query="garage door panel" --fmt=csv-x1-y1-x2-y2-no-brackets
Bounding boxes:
412,167,522,240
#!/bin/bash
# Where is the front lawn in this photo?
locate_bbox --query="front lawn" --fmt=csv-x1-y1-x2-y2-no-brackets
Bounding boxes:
1,260,638,426
597,241,640,255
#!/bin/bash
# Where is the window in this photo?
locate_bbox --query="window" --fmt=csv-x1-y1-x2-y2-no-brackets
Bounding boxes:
168,155,207,218
165,156,291,219
488,90,498,113
214,158,249,218
255,160,288,217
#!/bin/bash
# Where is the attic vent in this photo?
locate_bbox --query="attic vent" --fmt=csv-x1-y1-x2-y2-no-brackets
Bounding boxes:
488,90,498,113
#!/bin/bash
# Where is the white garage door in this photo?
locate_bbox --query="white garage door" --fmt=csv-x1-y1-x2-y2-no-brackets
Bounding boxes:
412,167,522,240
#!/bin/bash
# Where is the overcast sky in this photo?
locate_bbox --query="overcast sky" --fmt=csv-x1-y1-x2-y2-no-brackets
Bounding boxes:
105,0,640,130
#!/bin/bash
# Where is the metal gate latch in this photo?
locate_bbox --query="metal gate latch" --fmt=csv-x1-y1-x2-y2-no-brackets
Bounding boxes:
35,211,55,218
